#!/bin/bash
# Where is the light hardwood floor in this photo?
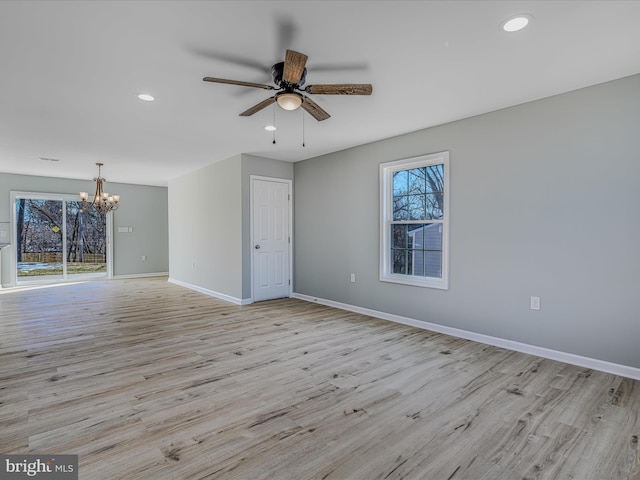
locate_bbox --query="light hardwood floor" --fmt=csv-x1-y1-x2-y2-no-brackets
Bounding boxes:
1,277,639,479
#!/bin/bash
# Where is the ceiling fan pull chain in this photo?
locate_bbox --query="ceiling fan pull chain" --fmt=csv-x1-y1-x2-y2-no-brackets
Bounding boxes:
302,108,305,147
272,103,277,145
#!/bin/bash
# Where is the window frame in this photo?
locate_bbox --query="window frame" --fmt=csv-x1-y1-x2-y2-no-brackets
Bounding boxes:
379,151,450,289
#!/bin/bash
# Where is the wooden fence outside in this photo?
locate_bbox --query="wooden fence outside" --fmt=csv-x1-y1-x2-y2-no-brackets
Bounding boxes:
21,253,106,263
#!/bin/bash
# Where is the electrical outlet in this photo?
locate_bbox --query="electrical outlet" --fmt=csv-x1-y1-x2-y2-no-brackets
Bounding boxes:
530,296,541,311
350,273,356,283
141,255,147,261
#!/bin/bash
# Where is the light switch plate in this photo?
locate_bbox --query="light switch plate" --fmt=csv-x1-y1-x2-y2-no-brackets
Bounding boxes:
0,222,10,242
530,296,541,311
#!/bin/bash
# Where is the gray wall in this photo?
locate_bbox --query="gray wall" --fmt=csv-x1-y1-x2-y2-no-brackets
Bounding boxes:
294,74,640,368
168,155,243,300
168,153,293,302
0,172,168,284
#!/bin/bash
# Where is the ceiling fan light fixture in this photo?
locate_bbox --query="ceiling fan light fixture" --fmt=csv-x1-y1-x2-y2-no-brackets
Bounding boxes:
276,92,303,111
501,14,533,32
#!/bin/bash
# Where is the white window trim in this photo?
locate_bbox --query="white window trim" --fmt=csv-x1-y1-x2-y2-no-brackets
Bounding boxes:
379,151,450,289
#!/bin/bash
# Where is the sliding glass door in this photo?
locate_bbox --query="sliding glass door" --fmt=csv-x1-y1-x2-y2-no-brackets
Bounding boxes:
65,200,108,278
13,193,110,284
15,198,64,281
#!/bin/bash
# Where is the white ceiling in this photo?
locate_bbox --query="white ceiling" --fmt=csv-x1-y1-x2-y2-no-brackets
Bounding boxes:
1,1,639,187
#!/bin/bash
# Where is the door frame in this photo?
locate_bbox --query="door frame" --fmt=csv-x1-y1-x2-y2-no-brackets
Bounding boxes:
9,190,114,287
249,176,293,303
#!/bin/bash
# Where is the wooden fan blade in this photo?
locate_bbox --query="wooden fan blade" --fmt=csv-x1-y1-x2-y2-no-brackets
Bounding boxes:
305,84,373,95
282,50,308,84
240,97,276,116
203,77,274,90
301,97,330,121
191,48,268,72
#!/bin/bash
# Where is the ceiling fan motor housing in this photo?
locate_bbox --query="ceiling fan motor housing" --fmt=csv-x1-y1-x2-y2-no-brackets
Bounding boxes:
271,61,306,88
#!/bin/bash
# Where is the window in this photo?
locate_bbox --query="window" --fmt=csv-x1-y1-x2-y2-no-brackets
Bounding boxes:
380,152,449,289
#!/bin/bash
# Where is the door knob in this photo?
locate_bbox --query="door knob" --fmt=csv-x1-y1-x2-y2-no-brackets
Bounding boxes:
255,245,260,249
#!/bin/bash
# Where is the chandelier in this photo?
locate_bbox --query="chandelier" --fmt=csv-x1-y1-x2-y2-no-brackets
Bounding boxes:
79,163,120,215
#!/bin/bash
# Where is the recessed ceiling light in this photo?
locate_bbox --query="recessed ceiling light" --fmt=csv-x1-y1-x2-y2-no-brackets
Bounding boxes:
137,93,155,102
264,125,277,131
501,14,533,32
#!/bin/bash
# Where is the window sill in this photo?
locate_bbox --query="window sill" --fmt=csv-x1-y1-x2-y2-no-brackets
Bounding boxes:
380,273,449,290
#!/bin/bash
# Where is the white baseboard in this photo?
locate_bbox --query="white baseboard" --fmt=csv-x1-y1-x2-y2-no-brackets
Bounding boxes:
168,278,252,305
292,293,640,381
113,272,169,279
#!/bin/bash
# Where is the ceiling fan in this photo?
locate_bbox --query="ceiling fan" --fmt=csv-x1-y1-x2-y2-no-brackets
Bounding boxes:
203,50,372,121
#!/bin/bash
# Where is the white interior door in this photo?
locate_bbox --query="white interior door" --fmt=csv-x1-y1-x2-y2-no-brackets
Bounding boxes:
252,178,291,302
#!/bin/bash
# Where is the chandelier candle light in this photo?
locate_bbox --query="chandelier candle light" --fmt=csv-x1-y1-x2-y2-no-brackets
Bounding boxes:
79,163,120,215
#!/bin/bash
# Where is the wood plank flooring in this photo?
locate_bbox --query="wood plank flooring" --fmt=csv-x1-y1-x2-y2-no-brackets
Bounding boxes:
1,277,639,479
